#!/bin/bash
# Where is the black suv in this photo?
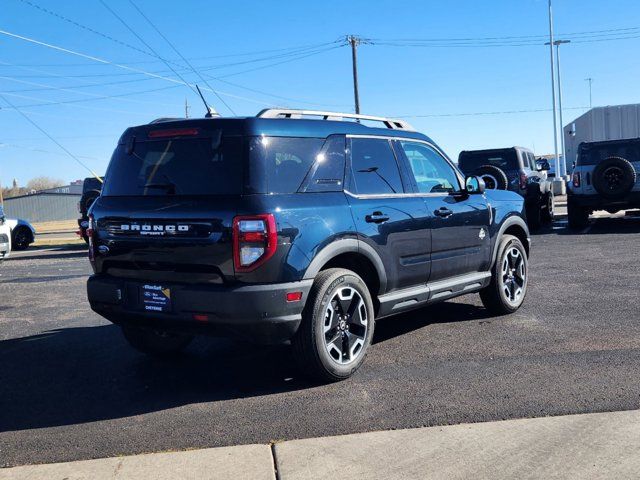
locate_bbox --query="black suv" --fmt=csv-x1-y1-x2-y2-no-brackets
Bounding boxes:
87,109,531,381
458,147,554,229
78,176,103,243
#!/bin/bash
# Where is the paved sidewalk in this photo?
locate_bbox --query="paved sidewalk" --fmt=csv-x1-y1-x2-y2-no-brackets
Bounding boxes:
3,410,640,479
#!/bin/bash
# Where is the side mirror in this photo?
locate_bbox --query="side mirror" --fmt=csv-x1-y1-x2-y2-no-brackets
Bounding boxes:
465,176,485,194
536,160,550,171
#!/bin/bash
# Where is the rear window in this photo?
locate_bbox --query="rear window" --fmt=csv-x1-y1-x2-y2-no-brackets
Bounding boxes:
102,135,243,196
247,136,324,194
577,142,640,166
458,150,518,172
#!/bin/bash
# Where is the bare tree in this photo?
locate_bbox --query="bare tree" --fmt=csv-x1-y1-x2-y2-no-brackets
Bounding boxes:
25,176,65,192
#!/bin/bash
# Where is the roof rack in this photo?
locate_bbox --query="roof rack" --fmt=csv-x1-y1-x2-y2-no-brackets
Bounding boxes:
256,109,415,131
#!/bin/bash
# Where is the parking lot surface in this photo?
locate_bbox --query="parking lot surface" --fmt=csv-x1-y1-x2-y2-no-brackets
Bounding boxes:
2,216,640,467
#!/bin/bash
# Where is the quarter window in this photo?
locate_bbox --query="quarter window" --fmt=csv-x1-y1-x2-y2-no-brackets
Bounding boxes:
399,141,460,193
349,138,404,195
300,136,346,192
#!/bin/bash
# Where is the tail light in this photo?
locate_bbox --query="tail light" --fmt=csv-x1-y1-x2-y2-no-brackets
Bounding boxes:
519,172,528,190
87,214,96,262
573,172,581,188
233,214,277,272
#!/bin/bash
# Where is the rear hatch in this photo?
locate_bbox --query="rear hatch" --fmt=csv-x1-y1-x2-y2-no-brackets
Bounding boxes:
91,120,244,284
458,149,520,185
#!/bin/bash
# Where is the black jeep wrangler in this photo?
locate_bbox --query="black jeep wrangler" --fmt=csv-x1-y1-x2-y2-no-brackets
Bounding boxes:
87,109,531,381
458,147,554,229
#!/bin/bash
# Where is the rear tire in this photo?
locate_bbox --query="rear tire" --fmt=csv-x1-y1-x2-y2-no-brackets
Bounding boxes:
541,192,554,224
292,268,375,382
568,200,589,229
480,234,528,315
11,226,31,250
121,325,193,357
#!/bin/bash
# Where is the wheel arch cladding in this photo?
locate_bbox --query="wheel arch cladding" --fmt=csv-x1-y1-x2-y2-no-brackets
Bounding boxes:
303,239,387,296
492,216,530,266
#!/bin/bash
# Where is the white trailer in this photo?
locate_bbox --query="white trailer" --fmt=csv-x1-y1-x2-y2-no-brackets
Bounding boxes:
564,104,640,169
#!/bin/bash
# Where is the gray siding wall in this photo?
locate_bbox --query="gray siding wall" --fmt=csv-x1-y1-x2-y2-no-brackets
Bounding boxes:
3,193,80,223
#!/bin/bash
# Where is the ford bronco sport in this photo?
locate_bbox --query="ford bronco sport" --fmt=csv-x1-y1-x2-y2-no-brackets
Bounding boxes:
458,147,554,229
568,138,640,229
87,109,531,381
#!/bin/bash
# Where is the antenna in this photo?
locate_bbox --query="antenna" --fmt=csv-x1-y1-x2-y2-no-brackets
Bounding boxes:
196,85,219,118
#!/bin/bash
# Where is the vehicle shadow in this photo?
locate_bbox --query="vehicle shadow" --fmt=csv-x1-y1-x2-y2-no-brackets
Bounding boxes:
0,301,490,432
532,216,640,236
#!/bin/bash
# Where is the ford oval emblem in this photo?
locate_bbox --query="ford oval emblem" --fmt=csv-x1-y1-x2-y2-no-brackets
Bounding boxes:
97,245,110,255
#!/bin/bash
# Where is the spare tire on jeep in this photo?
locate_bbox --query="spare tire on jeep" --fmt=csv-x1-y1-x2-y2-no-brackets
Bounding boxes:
592,156,636,198
473,165,509,190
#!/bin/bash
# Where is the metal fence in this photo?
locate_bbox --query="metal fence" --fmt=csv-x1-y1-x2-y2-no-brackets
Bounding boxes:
2,193,80,223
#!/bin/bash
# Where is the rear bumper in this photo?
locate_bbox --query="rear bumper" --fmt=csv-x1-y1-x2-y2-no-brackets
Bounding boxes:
87,275,313,344
568,191,640,209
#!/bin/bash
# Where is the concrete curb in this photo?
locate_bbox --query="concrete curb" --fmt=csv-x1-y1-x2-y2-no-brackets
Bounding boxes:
3,410,640,479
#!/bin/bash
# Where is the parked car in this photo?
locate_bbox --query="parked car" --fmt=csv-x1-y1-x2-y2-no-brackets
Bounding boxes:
458,147,554,229
5,217,36,250
567,138,640,229
87,109,531,381
77,176,103,243
0,206,12,263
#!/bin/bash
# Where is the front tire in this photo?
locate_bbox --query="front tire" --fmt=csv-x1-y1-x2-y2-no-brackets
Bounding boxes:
121,325,193,357
292,268,375,382
480,234,528,315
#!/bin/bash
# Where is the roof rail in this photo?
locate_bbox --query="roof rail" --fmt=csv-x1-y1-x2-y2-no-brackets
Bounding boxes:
256,109,415,131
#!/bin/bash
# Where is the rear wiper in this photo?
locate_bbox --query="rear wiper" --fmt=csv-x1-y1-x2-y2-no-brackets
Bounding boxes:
142,182,176,194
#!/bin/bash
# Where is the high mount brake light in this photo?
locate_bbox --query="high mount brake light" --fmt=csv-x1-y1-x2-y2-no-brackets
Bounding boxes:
232,214,277,272
148,128,199,139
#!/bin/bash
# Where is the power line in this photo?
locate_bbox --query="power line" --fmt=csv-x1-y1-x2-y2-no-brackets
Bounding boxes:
96,0,201,101
0,28,275,106
394,106,589,118
127,0,235,115
0,75,182,107
0,93,102,180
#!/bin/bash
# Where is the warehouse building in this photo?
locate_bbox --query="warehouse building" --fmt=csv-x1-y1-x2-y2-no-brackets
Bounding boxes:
3,192,80,223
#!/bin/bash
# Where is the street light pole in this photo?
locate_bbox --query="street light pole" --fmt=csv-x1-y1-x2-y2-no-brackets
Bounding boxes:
585,77,593,109
547,39,570,177
547,0,561,182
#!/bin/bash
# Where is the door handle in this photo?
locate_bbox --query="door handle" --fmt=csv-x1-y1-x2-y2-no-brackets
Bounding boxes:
434,207,453,218
365,212,390,223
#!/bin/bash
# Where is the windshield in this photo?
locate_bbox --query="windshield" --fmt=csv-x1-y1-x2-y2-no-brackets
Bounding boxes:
577,142,640,166
458,150,518,172
102,135,243,196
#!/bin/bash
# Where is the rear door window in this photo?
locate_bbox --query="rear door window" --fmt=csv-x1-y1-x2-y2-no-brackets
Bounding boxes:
348,138,404,195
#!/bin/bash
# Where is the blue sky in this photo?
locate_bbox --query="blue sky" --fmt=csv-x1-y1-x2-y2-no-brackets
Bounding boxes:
1,0,640,185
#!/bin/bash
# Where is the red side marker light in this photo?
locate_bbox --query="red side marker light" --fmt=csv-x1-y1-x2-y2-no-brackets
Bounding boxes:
192,314,209,322
286,292,303,302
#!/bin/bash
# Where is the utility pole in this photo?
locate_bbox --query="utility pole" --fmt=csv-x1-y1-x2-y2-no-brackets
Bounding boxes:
547,0,561,184
585,78,593,109
546,39,570,177
347,35,361,114
184,98,190,118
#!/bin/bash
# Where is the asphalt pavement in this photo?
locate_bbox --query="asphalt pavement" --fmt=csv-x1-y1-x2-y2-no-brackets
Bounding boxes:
1,216,640,467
